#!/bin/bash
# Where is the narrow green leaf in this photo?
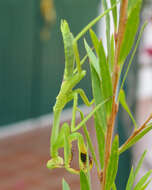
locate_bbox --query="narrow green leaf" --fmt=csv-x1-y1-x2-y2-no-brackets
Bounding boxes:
98,41,113,117
127,0,139,15
94,113,105,169
119,22,147,91
134,170,152,190
140,180,151,190
126,152,149,190
105,135,119,190
102,0,111,59
89,64,106,132
75,0,120,42
84,39,100,78
119,123,152,154
110,34,115,72
119,0,142,65
80,170,91,190
87,41,109,169
62,179,70,190
119,89,137,129
89,29,99,56
125,167,135,190
110,0,117,29
134,151,147,178
112,183,117,190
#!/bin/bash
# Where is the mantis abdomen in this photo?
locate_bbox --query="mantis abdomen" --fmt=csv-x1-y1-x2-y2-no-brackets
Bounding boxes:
61,20,75,80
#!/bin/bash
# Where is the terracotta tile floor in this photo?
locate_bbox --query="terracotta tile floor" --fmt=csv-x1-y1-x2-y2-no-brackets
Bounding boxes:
0,126,81,190
0,118,100,190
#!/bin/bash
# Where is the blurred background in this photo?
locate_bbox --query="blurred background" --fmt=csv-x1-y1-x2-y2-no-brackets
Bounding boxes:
0,0,151,189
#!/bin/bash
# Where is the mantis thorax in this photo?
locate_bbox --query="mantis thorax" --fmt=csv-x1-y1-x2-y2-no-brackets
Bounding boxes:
53,70,86,111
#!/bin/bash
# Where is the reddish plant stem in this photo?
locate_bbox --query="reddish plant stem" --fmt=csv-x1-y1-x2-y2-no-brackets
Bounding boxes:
119,113,152,153
101,0,128,189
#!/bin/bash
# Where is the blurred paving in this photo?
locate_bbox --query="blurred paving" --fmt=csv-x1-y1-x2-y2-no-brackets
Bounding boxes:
0,126,80,190
0,117,99,190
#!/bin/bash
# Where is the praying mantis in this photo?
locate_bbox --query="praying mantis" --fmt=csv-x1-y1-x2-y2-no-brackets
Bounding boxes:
47,20,94,174
47,4,117,174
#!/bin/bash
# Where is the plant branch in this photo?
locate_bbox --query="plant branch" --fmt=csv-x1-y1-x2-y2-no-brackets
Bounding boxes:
102,0,128,189
119,113,152,154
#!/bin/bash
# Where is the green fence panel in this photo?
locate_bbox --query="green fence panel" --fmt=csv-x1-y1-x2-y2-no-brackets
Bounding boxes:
0,0,99,126
0,0,36,125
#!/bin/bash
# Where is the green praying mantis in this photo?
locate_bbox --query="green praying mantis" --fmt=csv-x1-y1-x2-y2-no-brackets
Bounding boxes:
47,4,117,174
47,20,94,174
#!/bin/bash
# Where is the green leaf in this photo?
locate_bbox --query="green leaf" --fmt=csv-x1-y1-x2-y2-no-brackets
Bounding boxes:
75,1,119,42
119,22,147,91
102,0,111,73
94,113,105,169
134,151,147,178
119,123,152,154
140,180,151,190
125,152,149,190
105,135,119,190
119,0,142,65
89,63,106,132
112,183,117,190
84,62,106,169
102,0,111,55
127,0,139,15
89,29,99,56
119,89,137,129
98,41,113,117
88,63,107,170
62,179,70,190
80,170,91,190
126,167,135,190
110,34,115,72
84,39,100,78
134,170,152,190
110,0,117,29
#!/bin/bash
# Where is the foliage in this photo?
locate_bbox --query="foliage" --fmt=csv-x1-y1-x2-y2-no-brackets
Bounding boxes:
47,0,152,189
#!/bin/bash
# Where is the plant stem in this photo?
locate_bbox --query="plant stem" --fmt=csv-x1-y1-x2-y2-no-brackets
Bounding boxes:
119,113,152,154
101,0,128,189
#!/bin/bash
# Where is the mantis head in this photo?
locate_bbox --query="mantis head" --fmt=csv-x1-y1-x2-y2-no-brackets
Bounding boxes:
47,156,64,169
